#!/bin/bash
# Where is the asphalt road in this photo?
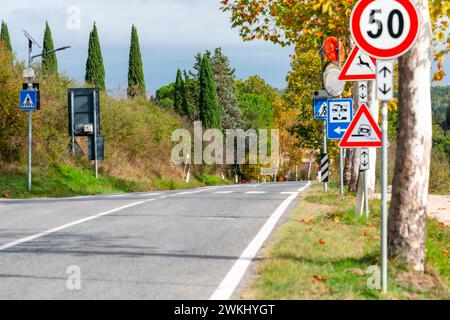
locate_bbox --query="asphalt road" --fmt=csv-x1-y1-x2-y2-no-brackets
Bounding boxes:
0,181,310,300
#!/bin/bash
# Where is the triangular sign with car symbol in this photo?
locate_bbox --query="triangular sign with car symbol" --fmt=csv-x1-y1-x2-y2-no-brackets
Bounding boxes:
339,103,382,148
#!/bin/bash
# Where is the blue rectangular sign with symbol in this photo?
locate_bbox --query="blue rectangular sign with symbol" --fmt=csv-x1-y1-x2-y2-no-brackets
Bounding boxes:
20,90,37,111
327,98,354,140
313,98,328,120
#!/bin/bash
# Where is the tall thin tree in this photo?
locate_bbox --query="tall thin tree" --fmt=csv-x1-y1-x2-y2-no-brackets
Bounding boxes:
0,21,12,51
41,21,58,76
174,69,184,114
127,25,146,98
199,55,222,129
85,23,106,90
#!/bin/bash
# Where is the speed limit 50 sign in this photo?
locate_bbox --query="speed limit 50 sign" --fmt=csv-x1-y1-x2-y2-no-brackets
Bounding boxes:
351,0,419,59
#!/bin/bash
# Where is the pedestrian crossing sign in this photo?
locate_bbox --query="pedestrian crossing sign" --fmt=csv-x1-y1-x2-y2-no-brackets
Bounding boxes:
20,90,37,111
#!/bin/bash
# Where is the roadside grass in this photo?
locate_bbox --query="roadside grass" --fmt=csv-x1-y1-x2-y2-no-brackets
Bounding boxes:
0,164,232,199
242,183,449,300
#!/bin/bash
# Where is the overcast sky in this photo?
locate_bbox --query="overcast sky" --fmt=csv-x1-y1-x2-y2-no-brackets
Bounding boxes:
1,0,449,95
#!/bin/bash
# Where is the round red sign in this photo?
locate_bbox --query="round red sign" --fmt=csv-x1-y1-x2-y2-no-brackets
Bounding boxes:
350,0,419,59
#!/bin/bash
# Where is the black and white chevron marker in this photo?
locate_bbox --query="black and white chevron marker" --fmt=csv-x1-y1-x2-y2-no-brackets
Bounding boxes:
320,153,330,183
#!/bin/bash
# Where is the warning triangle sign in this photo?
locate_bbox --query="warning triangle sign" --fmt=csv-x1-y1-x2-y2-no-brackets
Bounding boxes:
22,94,35,108
339,104,382,148
338,46,377,81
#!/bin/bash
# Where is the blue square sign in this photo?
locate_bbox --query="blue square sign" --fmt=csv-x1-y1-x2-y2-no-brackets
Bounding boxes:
313,98,328,120
20,90,37,111
327,99,354,140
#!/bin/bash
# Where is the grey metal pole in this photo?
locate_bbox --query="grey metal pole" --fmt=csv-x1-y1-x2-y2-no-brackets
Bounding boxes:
28,111,32,191
93,91,98,178
323,120,328,192
364,170,369,218
71,92,75,156
27,40,33,192
381,102,389,293
340,148,344,198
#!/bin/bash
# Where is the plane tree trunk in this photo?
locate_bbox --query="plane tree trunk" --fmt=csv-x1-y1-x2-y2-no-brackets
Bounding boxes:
388,0,433,272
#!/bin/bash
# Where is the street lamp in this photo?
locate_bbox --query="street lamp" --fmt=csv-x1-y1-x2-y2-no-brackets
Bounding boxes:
31,46,71,61
22,30,71,191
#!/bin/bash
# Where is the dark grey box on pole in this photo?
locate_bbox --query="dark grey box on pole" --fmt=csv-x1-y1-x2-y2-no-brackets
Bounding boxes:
68,88,100,137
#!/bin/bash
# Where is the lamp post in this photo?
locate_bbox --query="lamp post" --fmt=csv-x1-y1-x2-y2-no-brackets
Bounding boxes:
23,30,70,191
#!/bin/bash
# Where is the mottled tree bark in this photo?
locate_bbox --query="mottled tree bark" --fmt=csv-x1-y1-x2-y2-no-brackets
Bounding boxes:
388,0,432,272
349,148,361,193
344,149,353,186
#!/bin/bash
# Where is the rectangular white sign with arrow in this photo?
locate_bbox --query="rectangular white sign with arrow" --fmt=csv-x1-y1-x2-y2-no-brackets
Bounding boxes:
360,148,370,171
377,60,394,102
358,81,368,104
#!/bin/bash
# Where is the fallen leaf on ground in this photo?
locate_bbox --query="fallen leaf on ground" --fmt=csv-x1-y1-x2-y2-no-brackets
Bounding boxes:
318,239,326,245
300,217,315,225
313,275,326,282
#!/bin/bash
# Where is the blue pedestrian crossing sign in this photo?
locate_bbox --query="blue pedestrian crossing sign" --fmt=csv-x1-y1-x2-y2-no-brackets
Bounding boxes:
20,90,37,111
314,98,328,120
327,98,354,140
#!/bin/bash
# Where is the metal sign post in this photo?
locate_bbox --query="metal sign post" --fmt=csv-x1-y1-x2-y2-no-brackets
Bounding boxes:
350,0,419,293
323,121,328,192
70,92,76,156
360,148,370,218
93,90,99,178
377,61,394,294
26,38,34,191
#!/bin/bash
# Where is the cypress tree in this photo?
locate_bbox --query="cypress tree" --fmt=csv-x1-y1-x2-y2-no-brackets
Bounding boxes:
181,75,189,117
174,69,185,114
199,55,222,129
41,21,58,76
127,25,146,98
0,21,12,51
212,48,243,129
85,23,106,90
184,70,199,120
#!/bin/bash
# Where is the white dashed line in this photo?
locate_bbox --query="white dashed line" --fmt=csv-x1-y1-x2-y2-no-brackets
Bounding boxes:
215,191,235,194
245,191,267,194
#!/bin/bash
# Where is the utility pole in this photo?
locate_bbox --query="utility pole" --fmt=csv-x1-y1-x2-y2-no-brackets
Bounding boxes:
27,38,33,191
22,30,70,191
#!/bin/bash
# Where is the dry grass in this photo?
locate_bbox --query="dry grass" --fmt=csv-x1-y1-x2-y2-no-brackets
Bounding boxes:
241,184,449,300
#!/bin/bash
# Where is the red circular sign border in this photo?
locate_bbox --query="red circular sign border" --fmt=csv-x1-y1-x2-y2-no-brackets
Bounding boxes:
351,0,419,59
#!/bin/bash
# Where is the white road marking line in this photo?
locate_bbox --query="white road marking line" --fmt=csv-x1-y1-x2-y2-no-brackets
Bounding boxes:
0,199,156,252
210,181,311,301
280,192,298,195
245,191,267,194
136,193,162,197
215,191,235,194
298,182,312,192
103,194,128,198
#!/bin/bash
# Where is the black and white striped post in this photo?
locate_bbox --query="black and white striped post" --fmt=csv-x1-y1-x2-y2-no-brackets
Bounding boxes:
320,154,330,184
